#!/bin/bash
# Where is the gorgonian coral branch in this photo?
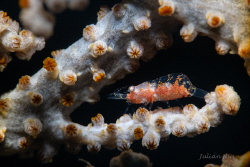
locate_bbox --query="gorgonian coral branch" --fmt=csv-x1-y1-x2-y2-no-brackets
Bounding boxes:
0,0,246,163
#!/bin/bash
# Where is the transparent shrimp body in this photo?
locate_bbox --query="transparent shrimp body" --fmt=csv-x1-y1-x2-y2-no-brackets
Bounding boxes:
108,73,208,104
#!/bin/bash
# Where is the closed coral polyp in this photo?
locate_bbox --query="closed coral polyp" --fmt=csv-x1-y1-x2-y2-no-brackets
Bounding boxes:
51,49,62,57
135,107,149,122
155,117,165,127
196,120,210,134
172,122,186,137
206,11,225,28
43,57,57,71
2,33,21,50
156,37,172,50
60,70,77,86
0,57,7,67
18,75,31,90
0,128,6,142
107,124,117,135
134,16,151,31
0,132,5,142
238,41,250,59
83,24,97,41
180,24,197,42
216,85,226,95
87,144,101,153
90,40,107,57
227,103,239,115
0,99,10,112
19,30,32,38
158,1,175,16
144,138,158,150
61,94,74,107
24,118,43,138
127,41,144,59
17,137,29,149
93,71,105,82
215,42,229,55
112,3,126,18
28,92,43,106
134,127,144,140
246,0,250,8
0,11,10,23
65,124,79,137
215,85,240,115
97,6,110,21
117,142,130,151
91,113,104,127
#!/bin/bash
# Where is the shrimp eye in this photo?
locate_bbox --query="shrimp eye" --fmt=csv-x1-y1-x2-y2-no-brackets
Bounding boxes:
129,86,135,92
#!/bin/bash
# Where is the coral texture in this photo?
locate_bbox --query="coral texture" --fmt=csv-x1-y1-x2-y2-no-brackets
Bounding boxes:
0,0,250,166
0,11,45,71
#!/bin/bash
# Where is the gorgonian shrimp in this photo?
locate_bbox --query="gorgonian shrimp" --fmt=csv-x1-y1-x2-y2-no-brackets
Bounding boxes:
108,73,208,105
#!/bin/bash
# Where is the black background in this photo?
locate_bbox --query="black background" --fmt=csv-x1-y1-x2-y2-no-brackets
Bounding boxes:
0,0,250,166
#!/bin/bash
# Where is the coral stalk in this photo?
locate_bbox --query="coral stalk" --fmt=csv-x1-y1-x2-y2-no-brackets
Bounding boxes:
0,0,247,163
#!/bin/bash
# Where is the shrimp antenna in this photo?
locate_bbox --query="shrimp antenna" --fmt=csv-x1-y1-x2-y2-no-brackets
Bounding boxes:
107,86,129,100
107,92,127,100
